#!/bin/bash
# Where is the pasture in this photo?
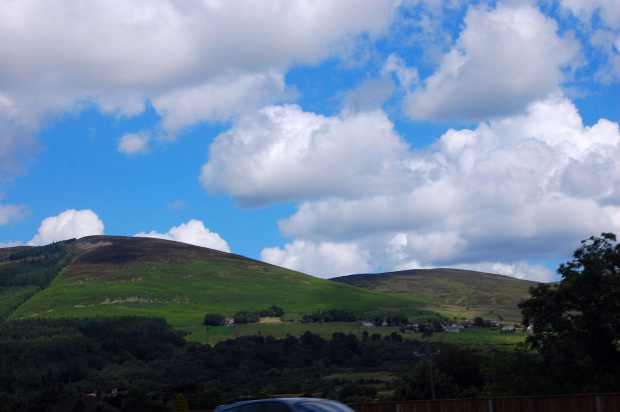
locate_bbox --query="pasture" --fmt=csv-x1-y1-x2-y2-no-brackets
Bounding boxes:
178,320,527,347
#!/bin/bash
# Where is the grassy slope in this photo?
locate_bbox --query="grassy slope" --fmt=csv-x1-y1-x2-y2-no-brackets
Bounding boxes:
331,268,539,322
10,236,423,326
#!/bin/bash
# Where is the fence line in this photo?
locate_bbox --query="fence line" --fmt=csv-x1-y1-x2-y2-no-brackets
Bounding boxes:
348,393,620,412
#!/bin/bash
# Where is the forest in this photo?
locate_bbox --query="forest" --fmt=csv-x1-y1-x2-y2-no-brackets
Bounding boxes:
0,313,618,411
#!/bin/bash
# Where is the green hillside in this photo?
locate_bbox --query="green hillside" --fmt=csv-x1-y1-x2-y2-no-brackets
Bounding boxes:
9,236,423,325
331,268,539,322
0,241,73,320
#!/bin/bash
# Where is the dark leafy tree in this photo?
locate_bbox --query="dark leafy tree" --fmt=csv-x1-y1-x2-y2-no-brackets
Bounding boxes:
172,393,189,411
121,388,153,412
197,387,223,410
519,232,620,393
302,309,355,323
233,310,259,324
395,359,459,400
259,305,285,317
481,350,546,396
203,313,226,326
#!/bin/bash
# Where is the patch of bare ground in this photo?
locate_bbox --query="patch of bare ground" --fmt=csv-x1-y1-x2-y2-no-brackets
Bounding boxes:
100,295,190,304
101,296,156,304
260,317,283,323
74,240,113,250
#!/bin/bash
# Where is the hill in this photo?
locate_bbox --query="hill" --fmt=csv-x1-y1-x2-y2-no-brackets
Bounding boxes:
8,236,422,325
331,268,539,322
0,245,33,260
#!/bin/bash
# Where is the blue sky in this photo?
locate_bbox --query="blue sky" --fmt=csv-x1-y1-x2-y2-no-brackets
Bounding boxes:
1,0,619,282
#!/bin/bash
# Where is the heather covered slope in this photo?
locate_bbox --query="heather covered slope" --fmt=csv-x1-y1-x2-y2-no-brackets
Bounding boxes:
9,236,422,325
331,268,538,321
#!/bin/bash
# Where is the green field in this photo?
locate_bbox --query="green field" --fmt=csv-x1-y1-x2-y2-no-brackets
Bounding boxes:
178,320,527,347
10,257,423,326
180,321,375,344
436,327,527,345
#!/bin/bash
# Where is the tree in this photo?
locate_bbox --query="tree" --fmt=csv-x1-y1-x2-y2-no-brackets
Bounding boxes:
197,387,223,410
260,305,285,317
121,388,152,412
233,310,259,324
172,393,189,411
395,359,458,400
518,232,620,393
203,313,226,326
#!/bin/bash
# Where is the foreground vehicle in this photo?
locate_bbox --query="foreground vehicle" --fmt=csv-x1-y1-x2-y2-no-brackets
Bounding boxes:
214,398,355,412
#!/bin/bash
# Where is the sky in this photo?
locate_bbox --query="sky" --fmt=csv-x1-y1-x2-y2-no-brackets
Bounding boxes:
0,0,619,283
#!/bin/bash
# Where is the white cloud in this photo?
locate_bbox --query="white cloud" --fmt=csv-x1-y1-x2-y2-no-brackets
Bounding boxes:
0,240,23,248
382,54,420,91
152,71,291,133
117,132,150,155
135,219,230,253
261,240,371,279
0,197,29,226
560,0,620,30
231,93,620,282
453,261,556,283
0,0,400,179
201,104,409,207
404,3,579,121
0,94,40,182
560,0,620,83
340,78,396,114
28,209,105,246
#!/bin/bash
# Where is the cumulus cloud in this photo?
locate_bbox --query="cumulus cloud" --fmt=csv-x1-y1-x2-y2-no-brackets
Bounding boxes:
201,104,409,207
404,3,579,121
261,240,372,279
28,209,105,246
152,71,291,133
382,54,419,91
0,198,29,226
135,219,230,252
560,0,620,29
0,0,400,180
453,262,556,283
0,240,23,248
243,93,620,281
0,95,40,182
559,0,620,83
117,132,150,155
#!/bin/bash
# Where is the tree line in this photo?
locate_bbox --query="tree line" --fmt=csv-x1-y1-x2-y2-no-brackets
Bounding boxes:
204,306,286,326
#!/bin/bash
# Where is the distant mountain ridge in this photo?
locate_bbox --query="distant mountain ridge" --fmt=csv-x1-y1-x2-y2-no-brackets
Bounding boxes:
331,268,538,321
2,236,537,325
